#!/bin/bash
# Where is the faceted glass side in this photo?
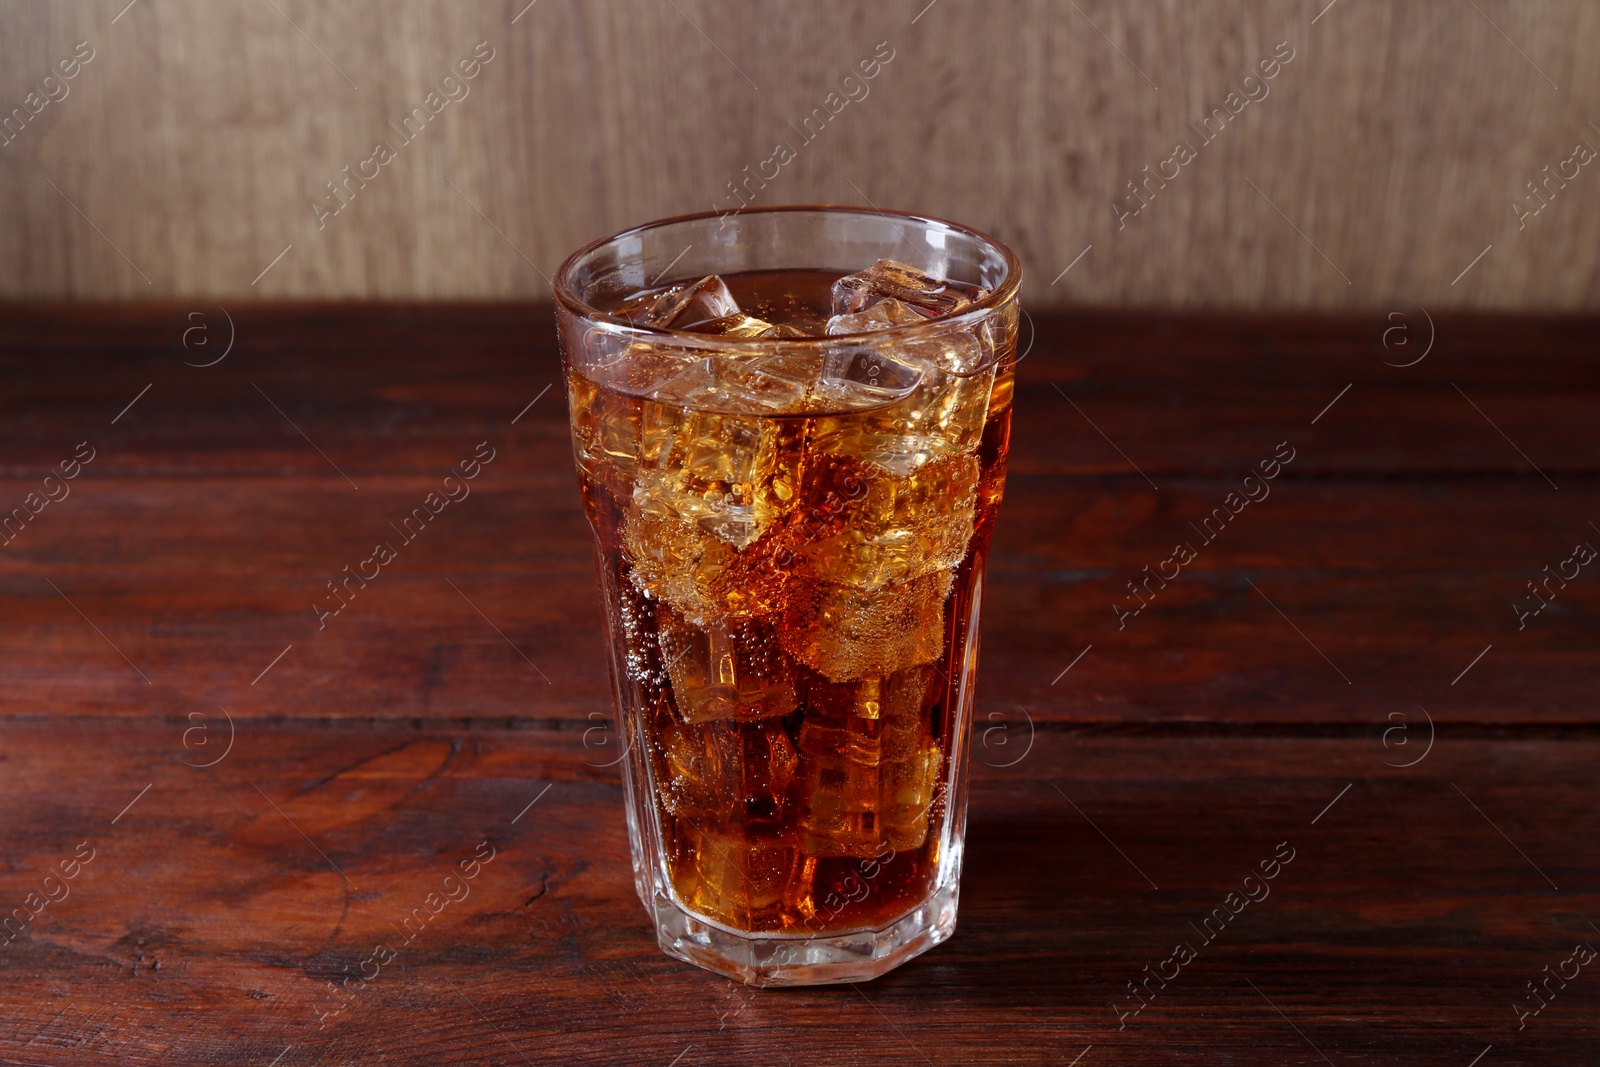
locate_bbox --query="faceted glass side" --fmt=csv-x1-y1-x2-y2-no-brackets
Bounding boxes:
557,221,1019,986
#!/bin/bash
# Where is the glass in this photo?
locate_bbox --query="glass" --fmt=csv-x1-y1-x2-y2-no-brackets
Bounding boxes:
553,206,1020,986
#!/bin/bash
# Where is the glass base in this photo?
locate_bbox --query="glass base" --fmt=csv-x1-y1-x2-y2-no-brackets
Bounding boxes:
651,882,959,987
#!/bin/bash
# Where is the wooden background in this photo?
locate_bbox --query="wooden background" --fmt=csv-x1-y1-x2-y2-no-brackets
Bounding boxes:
2,0,1599,308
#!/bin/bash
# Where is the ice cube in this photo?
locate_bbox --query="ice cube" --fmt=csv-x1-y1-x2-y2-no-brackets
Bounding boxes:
795,695,883,857
826,297,927,336
880,743,940,851
642,275,742,329
792,666,940,857
659,717,798,820
811,361,994,477
623,503,803,626
826,296,994,379
629,403,802,549
877,664,935,757
831,259,983,319
812,341,927,410
799,452,979,590
566,374,643,499
624,503,733,623
876,666,939,850
811,295,998,476
656,605,796,723
638,472,760,549
671,822,809,929
853,676,882,720
799,762,880,857
625,275,807,341
587,340,703,397
694,314,808,340
800,679,888,761
751,719,800,797
660,721,736,820
779,568,953,682
651,348,817,414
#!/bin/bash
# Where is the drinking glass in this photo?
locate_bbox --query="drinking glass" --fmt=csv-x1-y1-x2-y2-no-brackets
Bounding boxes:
554,206,1020,985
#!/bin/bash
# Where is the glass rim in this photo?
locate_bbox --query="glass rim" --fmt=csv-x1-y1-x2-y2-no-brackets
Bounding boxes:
551,204,1024,347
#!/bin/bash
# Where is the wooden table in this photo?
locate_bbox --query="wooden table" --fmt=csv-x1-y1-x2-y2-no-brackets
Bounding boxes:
1,305,1595,1065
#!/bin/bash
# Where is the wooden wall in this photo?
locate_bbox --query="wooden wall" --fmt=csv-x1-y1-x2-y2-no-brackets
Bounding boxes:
1,0,1597,308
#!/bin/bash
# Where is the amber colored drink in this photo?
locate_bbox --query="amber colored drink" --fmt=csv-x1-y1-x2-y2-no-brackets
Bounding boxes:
555,208,1020,985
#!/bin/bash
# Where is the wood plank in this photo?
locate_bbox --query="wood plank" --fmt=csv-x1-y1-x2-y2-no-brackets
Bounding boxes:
3,305,1596,476
2,477,1595,723
1012,310,1600,480
1,306,1595,1062
0,719,1594,1065
1,307,1594,724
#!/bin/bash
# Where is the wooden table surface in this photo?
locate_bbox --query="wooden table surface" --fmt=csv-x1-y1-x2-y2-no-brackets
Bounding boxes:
1,304,1596,1065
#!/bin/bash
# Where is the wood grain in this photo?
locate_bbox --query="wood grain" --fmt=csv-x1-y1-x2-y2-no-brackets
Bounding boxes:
2,305,1597,727
1,304,1597,1063
0,720,1595,1065
2,2,1599,307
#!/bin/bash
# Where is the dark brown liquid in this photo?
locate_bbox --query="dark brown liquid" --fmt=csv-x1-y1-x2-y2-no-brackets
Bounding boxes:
568,268,1013,934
